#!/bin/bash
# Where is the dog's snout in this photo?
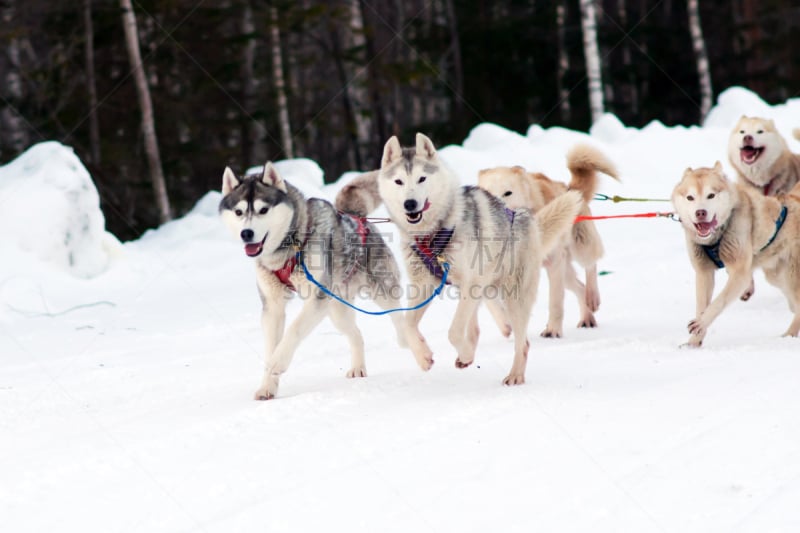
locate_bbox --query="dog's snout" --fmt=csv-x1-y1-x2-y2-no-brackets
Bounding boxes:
695,209,707,220
743,134,754,144
404,199,418,212
240,229,255,242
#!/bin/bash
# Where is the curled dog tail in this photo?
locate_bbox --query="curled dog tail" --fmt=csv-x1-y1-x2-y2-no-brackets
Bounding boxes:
566,143,620,204
334,170,382,216
535,190,583,256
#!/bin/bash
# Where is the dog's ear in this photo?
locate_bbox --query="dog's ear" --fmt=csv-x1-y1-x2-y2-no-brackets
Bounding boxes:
415,133,437,159
261,162,287,192
382,136,403,167
222,167,240,195
713,161,723,173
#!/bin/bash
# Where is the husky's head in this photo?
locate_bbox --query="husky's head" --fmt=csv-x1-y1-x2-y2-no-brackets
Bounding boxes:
219,162,295,258
478,165,538,211
377,133,458,232
728,116,785,180
671,162,737,243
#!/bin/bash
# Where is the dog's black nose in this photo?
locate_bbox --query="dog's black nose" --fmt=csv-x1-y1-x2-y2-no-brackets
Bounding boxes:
404,199,418,212
695,209,707,220
241,229,255,242
743,134,753,143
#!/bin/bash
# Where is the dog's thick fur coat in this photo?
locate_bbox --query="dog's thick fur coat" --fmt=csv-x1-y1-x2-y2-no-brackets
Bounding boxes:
477,144,619,337
671,162,800,346
336,133,583,385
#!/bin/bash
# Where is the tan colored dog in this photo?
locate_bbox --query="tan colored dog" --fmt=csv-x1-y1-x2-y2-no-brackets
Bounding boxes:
671,162,800,347
728,116,800,197
477,144,619,338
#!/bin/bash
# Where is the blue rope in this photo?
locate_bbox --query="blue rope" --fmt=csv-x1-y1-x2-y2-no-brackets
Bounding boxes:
297,253,450,315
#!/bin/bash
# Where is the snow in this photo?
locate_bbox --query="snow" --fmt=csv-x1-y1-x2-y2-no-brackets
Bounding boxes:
3,86,800,532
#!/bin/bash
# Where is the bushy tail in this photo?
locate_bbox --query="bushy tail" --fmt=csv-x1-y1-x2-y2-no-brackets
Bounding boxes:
535,190,583,256
566,143,620,204
334,170,382,216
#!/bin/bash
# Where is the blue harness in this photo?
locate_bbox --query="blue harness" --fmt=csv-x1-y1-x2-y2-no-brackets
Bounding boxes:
701,205,788,269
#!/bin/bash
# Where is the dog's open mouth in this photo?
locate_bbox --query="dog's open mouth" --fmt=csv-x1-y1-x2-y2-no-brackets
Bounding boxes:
740,145,764,165
693,216,718,238
244,234,267,257
405,199,431,224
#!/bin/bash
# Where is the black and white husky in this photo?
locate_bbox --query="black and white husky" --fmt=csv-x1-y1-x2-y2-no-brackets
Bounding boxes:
336,134,583,385
220,162,408,400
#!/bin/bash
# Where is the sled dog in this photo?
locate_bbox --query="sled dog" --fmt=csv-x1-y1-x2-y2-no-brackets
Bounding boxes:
477,144,619,337
671,162,800,347
728,116,800,197
336,133,582,385
220,162,409,400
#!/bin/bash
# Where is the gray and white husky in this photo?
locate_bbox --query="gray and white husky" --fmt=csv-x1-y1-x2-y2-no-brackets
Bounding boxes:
220,162,408,400
336,134,583,385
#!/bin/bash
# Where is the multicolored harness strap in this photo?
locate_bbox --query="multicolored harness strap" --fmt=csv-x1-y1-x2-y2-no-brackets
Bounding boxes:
412,228,454,282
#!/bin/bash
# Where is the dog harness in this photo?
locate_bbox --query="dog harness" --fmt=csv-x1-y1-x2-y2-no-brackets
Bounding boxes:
701,205,788,269
273,254,300,290
340,213,371,284
412,228,454,282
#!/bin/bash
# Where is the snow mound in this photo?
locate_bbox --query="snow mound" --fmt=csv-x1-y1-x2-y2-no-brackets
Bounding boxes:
0,142,118,278
704,86,772,129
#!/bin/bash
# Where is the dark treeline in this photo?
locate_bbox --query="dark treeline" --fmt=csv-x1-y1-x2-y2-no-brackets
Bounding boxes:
0,0,797,240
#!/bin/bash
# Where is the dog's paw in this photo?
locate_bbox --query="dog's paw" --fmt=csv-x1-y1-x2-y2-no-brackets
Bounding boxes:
585,291,601,313
346,366,367,378
500,324,512,338
679,340,703,349
687,318,706,336
455,357,473,369
577,313,597,328
502,373,525,385
415,352,434,371
540,326,562,338
740,279,755,301
253,387,275,401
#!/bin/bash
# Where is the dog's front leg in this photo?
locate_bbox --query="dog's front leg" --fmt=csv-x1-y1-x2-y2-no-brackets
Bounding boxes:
403,273,436,371
450,293,482,368
254,295,328,400
687,265,750,347
541,252,566,338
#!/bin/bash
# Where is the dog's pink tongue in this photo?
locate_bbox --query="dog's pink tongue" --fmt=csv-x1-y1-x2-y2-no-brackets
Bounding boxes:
696,222,714,236
245,243,263,257
741,147,759,164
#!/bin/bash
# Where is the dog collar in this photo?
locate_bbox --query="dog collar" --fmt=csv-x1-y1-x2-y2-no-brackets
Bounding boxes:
760,205,788,252
272,220,312,291
412,227,454,282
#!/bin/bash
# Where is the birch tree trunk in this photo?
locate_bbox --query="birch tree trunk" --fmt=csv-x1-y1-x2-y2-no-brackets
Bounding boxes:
83,0,101,165
120,0,171,222
579,0,605,124
556,0,571,123
241,1,266,165
687,0,713,121
269,6,294,159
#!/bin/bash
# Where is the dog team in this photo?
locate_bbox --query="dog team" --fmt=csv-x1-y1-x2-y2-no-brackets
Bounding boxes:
219,116,800,399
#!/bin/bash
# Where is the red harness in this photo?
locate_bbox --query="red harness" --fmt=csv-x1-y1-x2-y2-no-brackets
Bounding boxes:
273,253,300,291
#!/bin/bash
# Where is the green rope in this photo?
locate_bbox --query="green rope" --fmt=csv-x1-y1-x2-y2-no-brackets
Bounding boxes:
594,193,670,203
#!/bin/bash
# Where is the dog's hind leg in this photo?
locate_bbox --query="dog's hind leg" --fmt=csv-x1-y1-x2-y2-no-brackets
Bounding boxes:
254,296,328,400
403,276,437,371
451,295,482,368
328,301,367,378
584,264,601,313
541,251,567,338
564,262,596,328
502,272,539,385
485,299,511,337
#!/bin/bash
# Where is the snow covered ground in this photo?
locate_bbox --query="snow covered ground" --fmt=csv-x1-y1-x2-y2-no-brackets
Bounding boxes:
3,87,800,532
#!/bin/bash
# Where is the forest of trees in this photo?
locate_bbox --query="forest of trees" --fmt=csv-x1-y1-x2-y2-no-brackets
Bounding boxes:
1,0,798,240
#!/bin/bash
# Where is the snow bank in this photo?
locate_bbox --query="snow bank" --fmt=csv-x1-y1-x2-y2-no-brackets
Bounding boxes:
0,142,119,278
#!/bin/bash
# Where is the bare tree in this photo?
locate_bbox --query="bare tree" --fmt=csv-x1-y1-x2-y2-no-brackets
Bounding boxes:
269,6,294,159
556,0,571,123
687,0,713,121
120,0,171,223
83,0,100,165
579,0,605,124
240,0,266,166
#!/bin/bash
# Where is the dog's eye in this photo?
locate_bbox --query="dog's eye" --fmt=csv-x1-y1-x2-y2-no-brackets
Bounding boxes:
234,209,243,216
707,193,715,199
686,195,694,202
418,176,426,183
757,130,764,134
739,130,744,134
394,179,403,186
259,207,269,215
503,191,512,197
